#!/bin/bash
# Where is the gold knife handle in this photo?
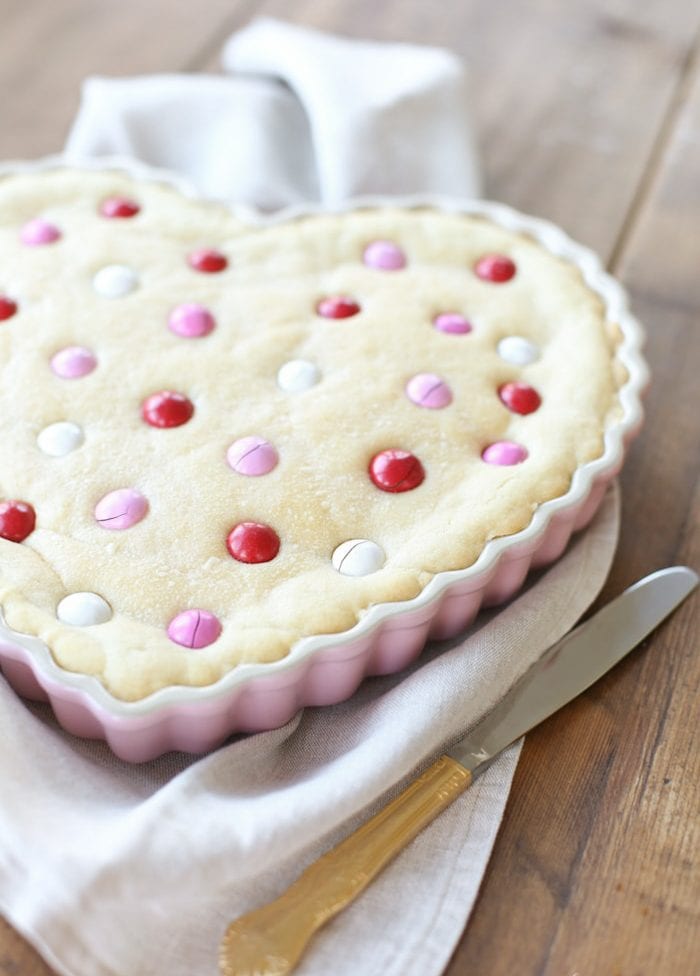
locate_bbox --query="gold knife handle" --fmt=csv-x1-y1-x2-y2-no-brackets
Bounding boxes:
219,755,472,976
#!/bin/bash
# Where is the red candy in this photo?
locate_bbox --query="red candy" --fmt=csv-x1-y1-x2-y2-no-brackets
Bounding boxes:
0,297,18,321
316,296,361,319
141,391,194,428
187,248,228,273
100,197,140,218
226,522,280,563
369,450,425,493
475,254,516,283
0,500,36,543
499,381,542,415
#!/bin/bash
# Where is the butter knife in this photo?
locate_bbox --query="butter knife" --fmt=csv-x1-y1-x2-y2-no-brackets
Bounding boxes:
219,566,698,976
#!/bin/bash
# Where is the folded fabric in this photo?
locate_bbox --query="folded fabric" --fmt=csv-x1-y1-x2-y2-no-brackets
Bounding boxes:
0,488,619,976
65,17,482,208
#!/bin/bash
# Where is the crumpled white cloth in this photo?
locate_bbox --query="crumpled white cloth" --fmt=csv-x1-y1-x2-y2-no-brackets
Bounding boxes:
65,17,481,207
0,18,619,976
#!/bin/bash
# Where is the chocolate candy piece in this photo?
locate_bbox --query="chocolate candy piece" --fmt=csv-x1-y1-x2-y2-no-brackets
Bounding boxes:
20,218,61,246
482,441,528,465
50,346,97,379
369,450,425,493
100,197,140,218
188,248,228,273
433,312,473,335
227,436,278,476
497,335,540,365
474,254,516,282
141,391,194,428
499,382,542,415
363,239,406,270
168,303,216,338
277,359,320,393
0,500,36,542
332,539,385,576
167,609,222,648
95,488,148,530
226,522,280,563
92,264,139,298
37,421,84,457
405,373,453,409
57,592,112,626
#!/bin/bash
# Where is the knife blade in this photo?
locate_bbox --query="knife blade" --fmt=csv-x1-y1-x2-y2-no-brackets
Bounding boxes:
219,565,698,976
449,565,699,774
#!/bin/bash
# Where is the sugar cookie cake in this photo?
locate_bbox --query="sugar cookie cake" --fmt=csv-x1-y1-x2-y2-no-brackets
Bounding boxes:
0,165,631,702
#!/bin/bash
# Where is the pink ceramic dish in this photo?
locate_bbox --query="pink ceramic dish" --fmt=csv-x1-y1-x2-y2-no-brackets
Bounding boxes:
0,156,648,761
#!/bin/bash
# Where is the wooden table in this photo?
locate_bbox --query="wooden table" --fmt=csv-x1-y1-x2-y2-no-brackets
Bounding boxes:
1,1,698,973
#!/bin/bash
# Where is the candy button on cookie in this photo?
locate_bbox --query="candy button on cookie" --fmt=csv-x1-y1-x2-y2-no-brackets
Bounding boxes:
482,441,528,465
0,500,36,543
141,391,194,428
226,522,280,564
187,248,228,273
363,240,406,270
20,218,61,246
168,303,216,338
50,346,97,379
369,450,425,493
475,254,516,282
100,197,140,218
226,436,278,476
94,489,148,530
277,359,320,393
167,609,222,649
57,592,112,626
405,373,452,409
316,296,361,319
499,382,541,415
433,312,472,335
92,264,139,298
37,421,84,457
332,539,385,576
497,335,540,365
0,297,18,321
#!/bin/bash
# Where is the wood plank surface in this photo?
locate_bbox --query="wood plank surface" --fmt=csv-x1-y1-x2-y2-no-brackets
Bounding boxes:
449,40,700,975
0,1,698,974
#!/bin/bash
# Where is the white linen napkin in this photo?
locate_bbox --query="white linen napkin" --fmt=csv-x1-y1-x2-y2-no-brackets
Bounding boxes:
0,19,619,976
64,17,481,207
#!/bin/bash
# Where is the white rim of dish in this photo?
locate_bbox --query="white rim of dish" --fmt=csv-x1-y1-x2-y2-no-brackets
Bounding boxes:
0,154,649,718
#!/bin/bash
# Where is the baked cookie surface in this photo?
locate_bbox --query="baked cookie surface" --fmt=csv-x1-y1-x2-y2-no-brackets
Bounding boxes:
0,168,623,700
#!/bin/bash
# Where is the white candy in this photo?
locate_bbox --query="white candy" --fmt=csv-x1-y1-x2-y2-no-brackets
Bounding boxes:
57,592,112,626
332,539,385,577
92,264,139,298
37,421,84,457
277,359,321,393
497,335,540,365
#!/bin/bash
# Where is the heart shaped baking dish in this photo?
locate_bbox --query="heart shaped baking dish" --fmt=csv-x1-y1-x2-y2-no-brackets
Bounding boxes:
0,155,648,760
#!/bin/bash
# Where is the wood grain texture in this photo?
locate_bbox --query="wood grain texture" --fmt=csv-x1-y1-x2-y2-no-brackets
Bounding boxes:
449,37,700,976
0,1,698,974
0,0,257,158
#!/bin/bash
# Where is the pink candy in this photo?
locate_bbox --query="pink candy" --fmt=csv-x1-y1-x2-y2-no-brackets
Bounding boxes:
433,312,473,335
20,218,61,246
226,436,279,476
94,489,148,530
405,373,453,409
168,303,216,338
482,441,528,465
363,240,406,270
50,346,97,379
167,609,222,649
